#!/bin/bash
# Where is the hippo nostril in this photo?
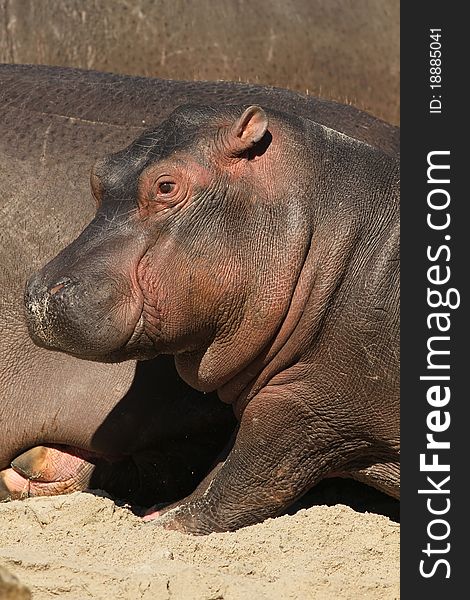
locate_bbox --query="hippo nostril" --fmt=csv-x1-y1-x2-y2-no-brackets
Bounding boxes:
49,282,65,295
48,277,74,296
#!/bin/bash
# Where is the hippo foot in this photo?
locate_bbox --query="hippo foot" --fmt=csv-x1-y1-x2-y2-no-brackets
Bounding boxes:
0,445,96,501
144,499,228,535
142,505,165,520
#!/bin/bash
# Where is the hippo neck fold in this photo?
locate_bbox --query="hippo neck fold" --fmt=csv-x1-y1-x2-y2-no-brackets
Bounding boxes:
217,216,363,416
175,121,398,413
173,211,361,413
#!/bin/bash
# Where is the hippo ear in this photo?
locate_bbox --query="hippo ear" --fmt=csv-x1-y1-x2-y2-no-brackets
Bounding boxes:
225,106,269,157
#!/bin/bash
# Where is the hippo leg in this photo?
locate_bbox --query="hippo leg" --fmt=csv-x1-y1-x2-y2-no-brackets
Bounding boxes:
0,445,97,501
145,390,337,534
147,387,398,534
143,436,234,520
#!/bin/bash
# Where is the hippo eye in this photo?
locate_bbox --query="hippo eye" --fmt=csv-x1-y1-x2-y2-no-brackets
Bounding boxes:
156,180,177,195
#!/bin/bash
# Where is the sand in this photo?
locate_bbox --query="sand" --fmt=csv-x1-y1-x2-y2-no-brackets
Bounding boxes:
0,489,399,600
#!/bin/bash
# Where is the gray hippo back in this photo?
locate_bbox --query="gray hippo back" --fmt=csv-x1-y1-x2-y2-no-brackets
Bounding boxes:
0,0,399,124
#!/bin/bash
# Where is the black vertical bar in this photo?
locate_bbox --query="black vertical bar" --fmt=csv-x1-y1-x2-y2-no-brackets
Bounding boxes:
401,4,466,597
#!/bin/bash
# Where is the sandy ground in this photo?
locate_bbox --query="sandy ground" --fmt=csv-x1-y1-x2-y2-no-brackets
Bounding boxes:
0,489,399,600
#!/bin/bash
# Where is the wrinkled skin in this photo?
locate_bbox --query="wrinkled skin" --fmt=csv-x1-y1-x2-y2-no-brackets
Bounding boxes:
0,0,400,124
26,96,400,533
1,64,397,504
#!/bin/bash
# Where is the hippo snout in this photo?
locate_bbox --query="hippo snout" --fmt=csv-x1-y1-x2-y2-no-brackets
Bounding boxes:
24,250,145,362
23,208,153,362
24,271,81,352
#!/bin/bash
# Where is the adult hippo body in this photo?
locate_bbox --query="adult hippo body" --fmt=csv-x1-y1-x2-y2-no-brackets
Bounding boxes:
1,65,398,505
0,0,400,124
23,67,400,533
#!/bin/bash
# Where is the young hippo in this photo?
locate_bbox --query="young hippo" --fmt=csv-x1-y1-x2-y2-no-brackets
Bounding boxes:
25,104,400,534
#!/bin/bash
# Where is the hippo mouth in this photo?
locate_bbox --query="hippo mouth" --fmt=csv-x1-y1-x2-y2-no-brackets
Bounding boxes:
105,312,161,363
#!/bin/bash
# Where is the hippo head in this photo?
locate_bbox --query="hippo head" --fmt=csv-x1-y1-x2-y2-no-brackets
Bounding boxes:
25,104,315,390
